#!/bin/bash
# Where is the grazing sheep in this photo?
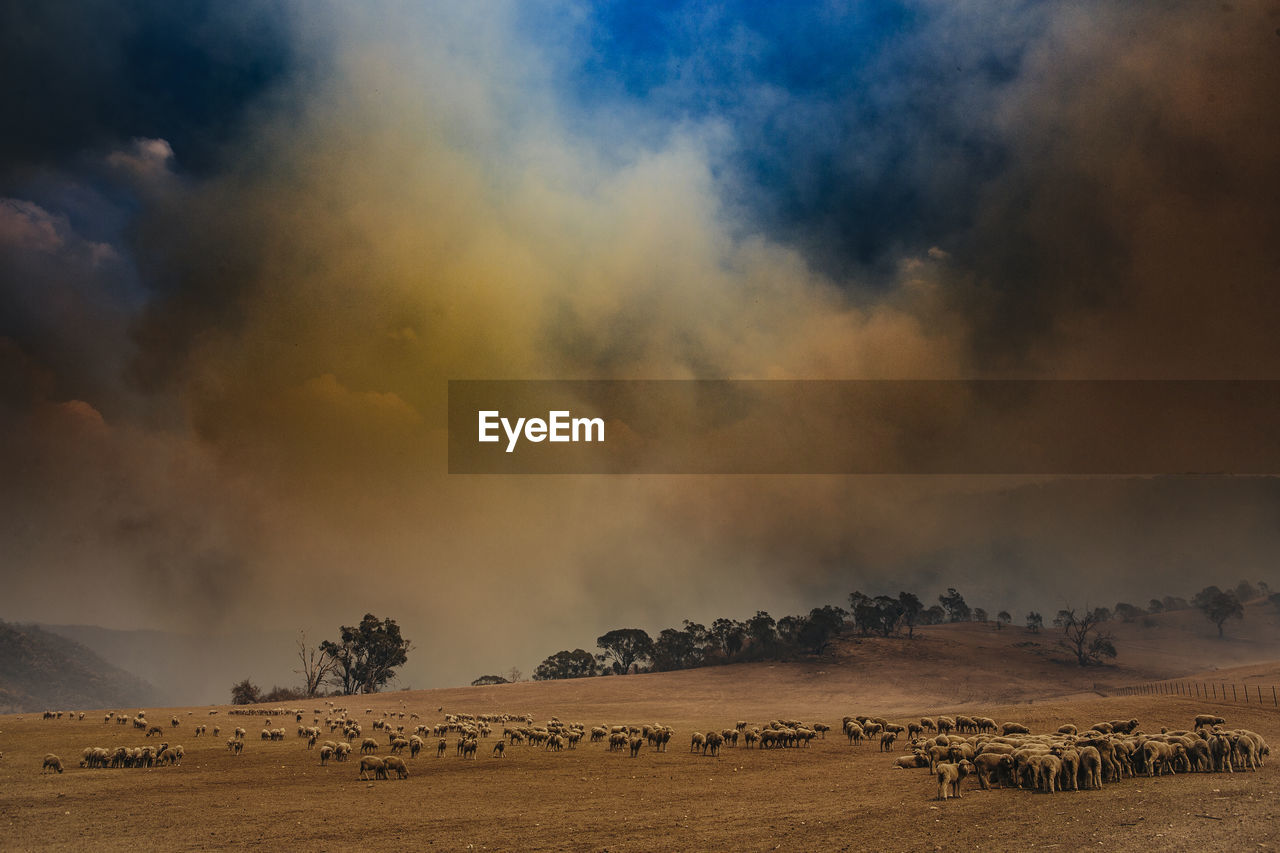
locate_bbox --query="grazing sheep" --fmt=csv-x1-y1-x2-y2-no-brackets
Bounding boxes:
146,726,164,737
1050,747,1079,791
319,745,334,765
462,739,478,760
690,732,706,753
492,741,505,757
42,754,63,774
358,756,387,780
879,732,898,752
628,736,643,758
1035,754,1063,793
1141,740,1175,777
1000,722,1030,736
383,756,409,779
973,753,1012,789
1209,734,1234,773
935,760,974,800
360,738,379,754
1195,714,1226,729
389,737,409,755
706,731,724,757
1109,719,1140,734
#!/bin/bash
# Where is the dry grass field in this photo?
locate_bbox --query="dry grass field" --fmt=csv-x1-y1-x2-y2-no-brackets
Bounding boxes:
2,622,1278,852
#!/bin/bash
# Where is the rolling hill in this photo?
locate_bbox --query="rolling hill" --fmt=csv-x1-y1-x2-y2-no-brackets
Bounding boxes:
0,621,157,713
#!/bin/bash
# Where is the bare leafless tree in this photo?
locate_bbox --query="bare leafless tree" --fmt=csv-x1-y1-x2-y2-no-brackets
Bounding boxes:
296,631,337,697
1053,607,1117,666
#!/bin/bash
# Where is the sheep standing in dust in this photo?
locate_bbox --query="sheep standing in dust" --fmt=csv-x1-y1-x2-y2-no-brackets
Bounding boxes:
1000,722,1030,736
42,754,64,774
437,738,448,757
690,732,706,753
359,756,387,780
973,753,1012,789
335,742,352,762
319,745,334,765
383,756,409,779
462,739,478,760
1035,754,1063,793
629,736,643,758
705,731,724,757
492,741,505,758
360,738,379,754
935,760,975,800
1209,733,1234,773
1195,714,1226,729
879,732,897,752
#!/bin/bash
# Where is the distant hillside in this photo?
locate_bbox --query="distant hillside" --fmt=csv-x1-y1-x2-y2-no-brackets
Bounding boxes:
0,621,157,713
41,624,298,707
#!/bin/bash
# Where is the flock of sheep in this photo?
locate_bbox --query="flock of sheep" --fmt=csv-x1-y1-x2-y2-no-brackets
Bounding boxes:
23,704,1272,801
873,712,1270,800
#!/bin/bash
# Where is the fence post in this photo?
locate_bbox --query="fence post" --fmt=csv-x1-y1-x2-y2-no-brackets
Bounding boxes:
1244,684,1248,703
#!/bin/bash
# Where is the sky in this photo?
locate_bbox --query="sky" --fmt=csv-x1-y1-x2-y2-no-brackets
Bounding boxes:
2,0,1279,695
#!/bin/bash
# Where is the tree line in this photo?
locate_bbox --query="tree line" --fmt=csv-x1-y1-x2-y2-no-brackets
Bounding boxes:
529,579,1274,681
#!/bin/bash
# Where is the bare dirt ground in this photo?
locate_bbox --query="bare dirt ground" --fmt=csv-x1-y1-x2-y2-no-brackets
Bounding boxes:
2,625,1278,852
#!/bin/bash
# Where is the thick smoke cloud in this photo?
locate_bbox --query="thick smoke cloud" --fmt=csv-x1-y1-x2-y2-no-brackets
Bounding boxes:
1,1,1278,698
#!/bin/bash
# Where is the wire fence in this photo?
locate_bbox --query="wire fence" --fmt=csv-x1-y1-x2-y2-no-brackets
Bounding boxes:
1119,679,1279,706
